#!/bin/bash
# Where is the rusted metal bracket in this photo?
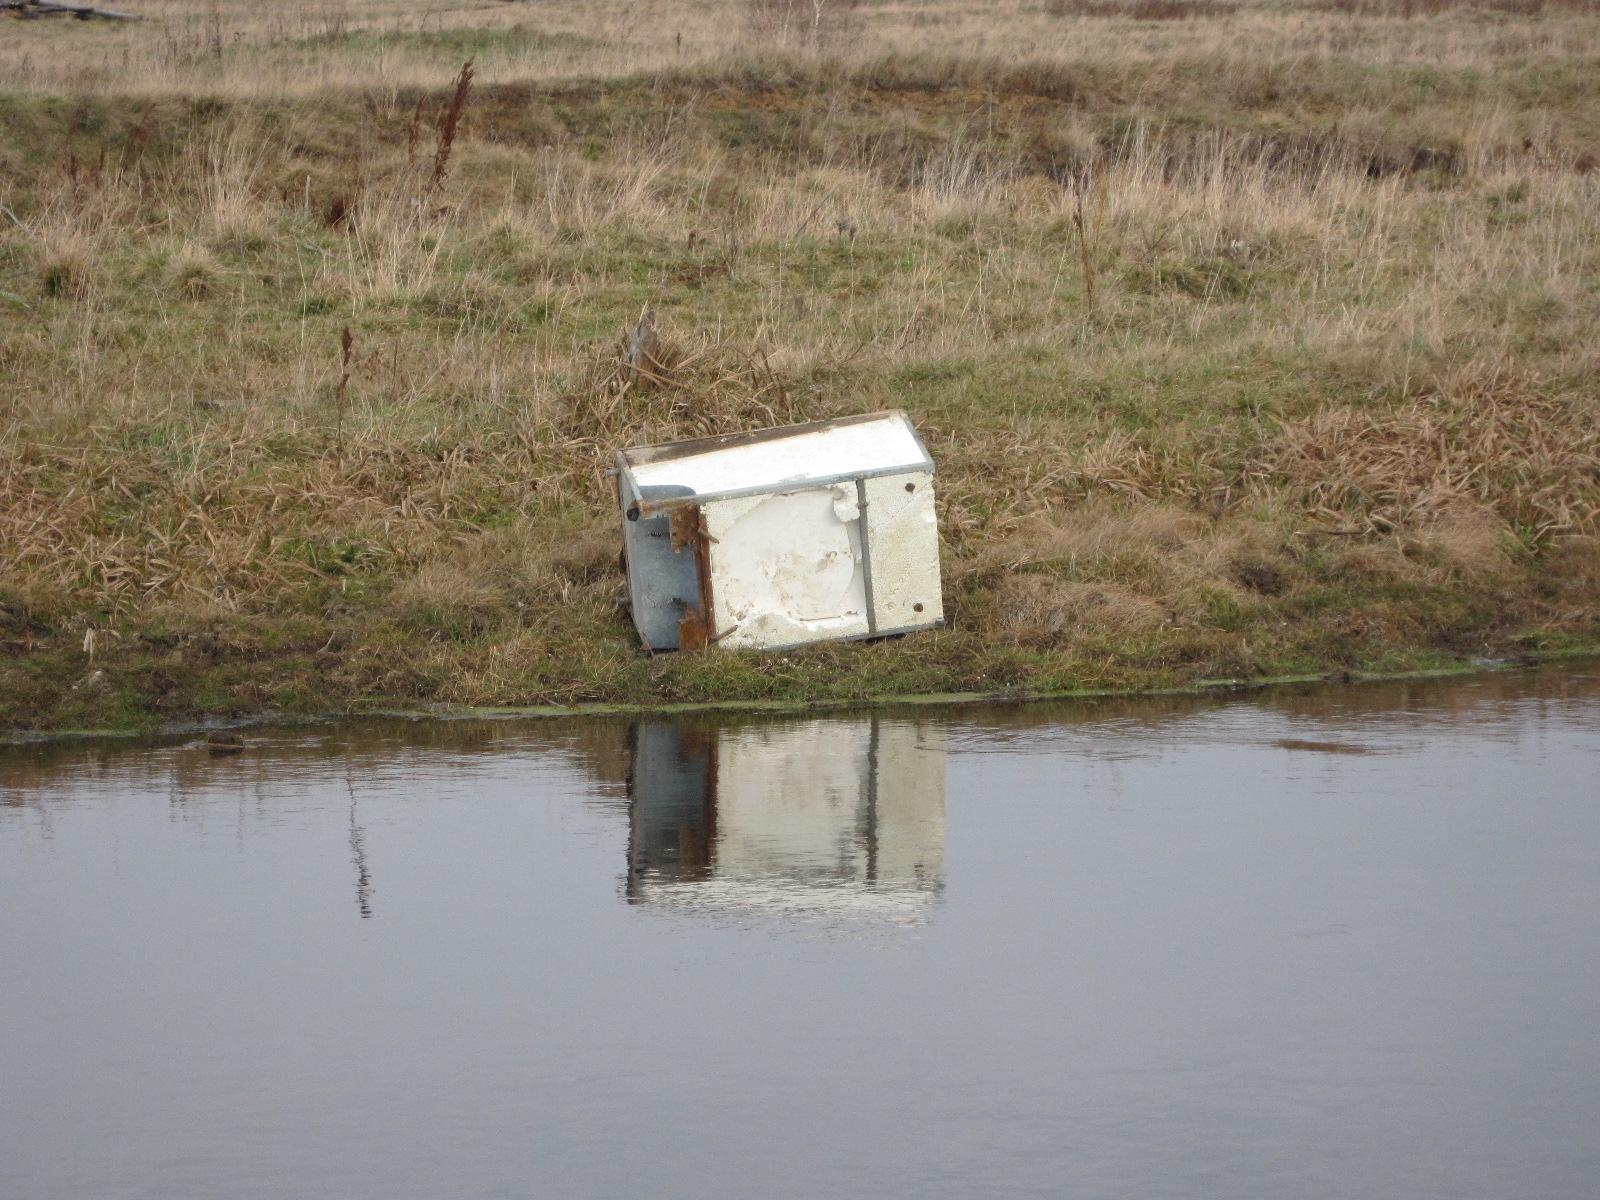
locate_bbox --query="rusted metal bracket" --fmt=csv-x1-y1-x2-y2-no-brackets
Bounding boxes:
666,505,716,651
667,506,701,553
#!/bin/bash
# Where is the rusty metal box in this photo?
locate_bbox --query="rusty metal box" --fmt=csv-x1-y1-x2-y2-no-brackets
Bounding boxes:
615,411,943,652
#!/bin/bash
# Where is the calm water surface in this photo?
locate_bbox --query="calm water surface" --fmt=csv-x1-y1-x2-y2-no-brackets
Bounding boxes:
3,666,1599,1199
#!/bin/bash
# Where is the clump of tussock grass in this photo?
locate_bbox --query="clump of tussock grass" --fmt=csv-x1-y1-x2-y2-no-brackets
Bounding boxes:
992,576,1172,645
1397,505,1521,581
388,521,618,634
959,502,1296,639
1255,384,1600,542
32,234,96,299
573,316,828,446
0,431,553,618
162,243,223,299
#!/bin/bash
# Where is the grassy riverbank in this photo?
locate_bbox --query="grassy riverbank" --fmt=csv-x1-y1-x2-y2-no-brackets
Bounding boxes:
3,0,1599,731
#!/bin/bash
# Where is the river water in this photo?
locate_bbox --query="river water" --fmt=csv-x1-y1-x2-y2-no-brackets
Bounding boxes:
3,665,1598,1200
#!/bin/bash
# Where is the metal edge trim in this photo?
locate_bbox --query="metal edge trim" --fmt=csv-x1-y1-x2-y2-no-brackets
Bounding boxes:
729,618,944,654
856,476,877,637
628,464,933,518
618,409,909,467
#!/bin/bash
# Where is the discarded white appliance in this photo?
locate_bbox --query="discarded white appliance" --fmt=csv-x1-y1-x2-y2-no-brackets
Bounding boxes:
614,411,943,652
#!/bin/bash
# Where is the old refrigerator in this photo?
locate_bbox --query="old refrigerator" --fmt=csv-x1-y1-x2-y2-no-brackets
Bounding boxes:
615,411,943,652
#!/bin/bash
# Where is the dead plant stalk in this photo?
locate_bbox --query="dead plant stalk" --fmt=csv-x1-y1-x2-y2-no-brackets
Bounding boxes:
430,59,476,191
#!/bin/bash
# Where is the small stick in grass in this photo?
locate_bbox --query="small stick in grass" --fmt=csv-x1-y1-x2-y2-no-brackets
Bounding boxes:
406,95,425,166
1073,183,1096,315
622,307,659,391
336,326,353,457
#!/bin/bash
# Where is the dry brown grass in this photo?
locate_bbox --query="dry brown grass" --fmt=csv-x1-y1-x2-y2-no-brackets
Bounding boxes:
7,0,1600,95
995,575,1172,642
1257,386,1600,539
1,0,1598,727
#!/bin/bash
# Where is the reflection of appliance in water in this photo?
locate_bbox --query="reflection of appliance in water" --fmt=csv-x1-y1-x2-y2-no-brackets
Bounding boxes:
627,717,946,921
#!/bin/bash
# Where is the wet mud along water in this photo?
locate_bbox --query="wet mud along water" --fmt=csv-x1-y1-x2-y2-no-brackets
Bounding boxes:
3,665,1599,1199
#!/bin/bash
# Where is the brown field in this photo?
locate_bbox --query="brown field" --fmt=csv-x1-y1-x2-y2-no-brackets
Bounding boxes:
2,0,1598,729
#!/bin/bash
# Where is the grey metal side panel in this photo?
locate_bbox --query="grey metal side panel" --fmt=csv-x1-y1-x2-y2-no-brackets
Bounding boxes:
619,479,700,651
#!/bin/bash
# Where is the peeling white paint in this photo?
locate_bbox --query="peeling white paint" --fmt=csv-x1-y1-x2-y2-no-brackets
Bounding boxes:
705,487,869,649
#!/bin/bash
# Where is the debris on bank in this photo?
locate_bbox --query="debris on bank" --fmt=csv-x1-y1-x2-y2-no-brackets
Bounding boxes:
614,411,944,653
1,1,144,20
205,731,245,756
